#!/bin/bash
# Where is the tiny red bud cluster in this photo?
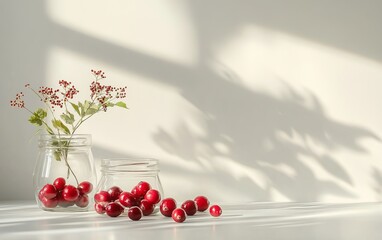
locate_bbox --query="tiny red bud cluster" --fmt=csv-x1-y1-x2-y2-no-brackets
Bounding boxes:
91,69,106,78
10,92,25,108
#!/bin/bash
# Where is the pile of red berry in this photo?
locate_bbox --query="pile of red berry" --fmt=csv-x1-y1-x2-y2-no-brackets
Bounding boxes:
94,181,222,223
38,177,93,209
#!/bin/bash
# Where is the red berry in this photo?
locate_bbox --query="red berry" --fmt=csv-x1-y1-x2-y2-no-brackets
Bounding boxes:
140,199,155,216
94,191,111,204
134,181,151,198
130,187,142,200
108,186,123,201
172,208,186,223
78,181,93,194
181,200,197,216
194,196,210,212
76,194,89,208
41,184,57,199
94,203,106,214
119,191,138,208
209,205,222,217
144,189,161,204
105,202,124,217
57,192,75,207
128,206,143,221
53,177,66,191
41,196,59,208
62,185,80,202
160,198,177,217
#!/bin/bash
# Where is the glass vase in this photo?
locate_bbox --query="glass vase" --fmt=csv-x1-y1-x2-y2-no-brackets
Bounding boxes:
95,158,164,213
33,134,97,212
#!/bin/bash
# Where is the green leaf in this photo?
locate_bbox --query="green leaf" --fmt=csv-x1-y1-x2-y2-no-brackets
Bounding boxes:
52,119,71,134
70,102,80,116
78,102,85,117
115,101,127,109
60,111,75,125
28,108,47,126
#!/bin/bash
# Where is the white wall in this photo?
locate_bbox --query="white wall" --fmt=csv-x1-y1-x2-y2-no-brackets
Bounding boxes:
2,0,382,202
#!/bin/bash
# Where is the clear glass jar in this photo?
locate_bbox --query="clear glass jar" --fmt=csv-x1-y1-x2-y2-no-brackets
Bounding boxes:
95,158,164,209
33,134,97,212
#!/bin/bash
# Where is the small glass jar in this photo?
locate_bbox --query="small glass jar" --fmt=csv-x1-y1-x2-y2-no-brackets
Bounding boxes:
33,134,96,212
95,158,164,208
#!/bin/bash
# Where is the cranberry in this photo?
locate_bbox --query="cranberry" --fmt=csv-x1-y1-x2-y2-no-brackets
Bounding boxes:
160,198,177,217
140,199,155,216
172,208,186,223
128,206,143,221
94,191,111,204
53,177,66,191
181,200,197,216
78,181,93,194
57,192,75,207
144,189,161,204
134,181,151,198
209,205,222,217
62,185,80,202
194,196,209,212
41,184,57,199
119,191,138,208
41,196,59,208
130,187,143,201
94,203,106,214
108,186,123,201
75,194,89,208
105,202,124,217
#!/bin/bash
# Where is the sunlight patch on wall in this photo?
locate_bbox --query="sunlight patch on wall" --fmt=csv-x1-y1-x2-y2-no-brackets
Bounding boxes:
46,0,198,67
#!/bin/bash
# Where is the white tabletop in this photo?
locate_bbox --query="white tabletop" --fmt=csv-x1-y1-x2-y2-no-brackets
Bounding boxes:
1,201,382,240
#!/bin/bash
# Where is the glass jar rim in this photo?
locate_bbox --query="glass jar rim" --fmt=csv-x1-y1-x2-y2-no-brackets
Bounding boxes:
38,134,92,148
101,157,159,173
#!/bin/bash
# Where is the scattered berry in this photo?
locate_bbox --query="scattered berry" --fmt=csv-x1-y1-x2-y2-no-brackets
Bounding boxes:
181,200,197,216
128,206,143,221
172,208,186,223
194,196,209,212
160,198,177,217
209,205,222,217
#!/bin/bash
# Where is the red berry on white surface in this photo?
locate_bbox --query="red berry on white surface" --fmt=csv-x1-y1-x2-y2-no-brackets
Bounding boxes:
94,203,106,214
140,199,155,216
172,208,186,223
53,177,66,191
78,181,93,194
108,186,123,201
41,184,57,199
119,191,138,208
76,194,89,208
144,189,161,204
181,200,197,216
62,185,80,202
209,205,222,217
105,202,124,217
128,206,143,221
94,191,111,204
160,198,177,217
194,196,210,212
